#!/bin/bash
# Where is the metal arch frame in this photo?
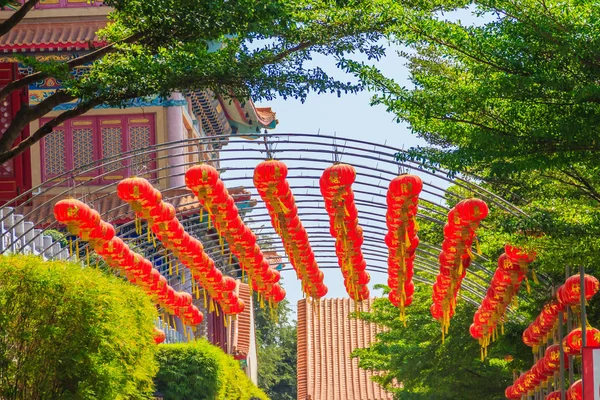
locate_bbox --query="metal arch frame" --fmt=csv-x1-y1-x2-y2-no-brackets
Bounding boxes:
0,133,544,306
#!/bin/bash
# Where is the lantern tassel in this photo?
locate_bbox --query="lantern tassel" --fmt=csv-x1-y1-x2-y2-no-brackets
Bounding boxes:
532,268,539,285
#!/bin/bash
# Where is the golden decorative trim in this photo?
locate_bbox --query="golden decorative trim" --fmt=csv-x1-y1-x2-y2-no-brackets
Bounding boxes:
74,177,94,181
105,175,124,180
129,118,149,123
72,121,92,126
101,120,122,125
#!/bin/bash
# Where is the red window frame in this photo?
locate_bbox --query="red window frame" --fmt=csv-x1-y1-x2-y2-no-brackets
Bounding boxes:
41,114,156,184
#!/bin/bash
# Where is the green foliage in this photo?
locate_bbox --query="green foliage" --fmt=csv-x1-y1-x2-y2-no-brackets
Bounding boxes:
155,340,268,400
253,293,297,400
0,0,416,163
353,285,531,400
0,254,158,400
350,0,600,183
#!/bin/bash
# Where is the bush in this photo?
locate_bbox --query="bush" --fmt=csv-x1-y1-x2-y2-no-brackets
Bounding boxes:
0,255,158,399
156,340,269,400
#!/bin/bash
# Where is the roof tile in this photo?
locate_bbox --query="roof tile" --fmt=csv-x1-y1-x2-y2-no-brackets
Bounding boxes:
297,298,394,400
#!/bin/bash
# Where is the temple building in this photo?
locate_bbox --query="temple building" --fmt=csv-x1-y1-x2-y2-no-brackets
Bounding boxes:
297,298,394,400
0,0,280,383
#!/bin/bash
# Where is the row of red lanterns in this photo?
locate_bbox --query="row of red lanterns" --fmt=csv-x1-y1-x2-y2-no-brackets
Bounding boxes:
471,248,535,357
384,175,422,322
320,163,370,301
185,164,286,305
54,199,203,326
523,274,599,348
505,344,568,399
253,160,328,299
431,199,488,334
116,177,244,315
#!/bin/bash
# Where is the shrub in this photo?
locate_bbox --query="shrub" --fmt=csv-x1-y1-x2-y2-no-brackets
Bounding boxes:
156,340,269,400
0,255,158,399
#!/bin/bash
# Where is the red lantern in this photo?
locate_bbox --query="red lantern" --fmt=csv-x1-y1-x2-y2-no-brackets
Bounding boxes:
567,380,582,400
185,164,220,190
153,328,166,344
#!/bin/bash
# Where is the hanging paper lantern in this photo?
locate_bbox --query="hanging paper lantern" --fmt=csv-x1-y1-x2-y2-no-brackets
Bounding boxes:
546,391,561,400
54,199,204,326
385,174,422,322
558,274,600,305
473,249,534,357
117,176,244,315
524,274,599,348
567,380,582,400
186,164,285,305
433,198,488,336
320,163,369,300
253,160,327,300
153,328,166,344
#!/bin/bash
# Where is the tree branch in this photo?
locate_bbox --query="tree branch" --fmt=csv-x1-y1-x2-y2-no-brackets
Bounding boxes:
0,0,40,38
0,90,74,153
0,96,105,165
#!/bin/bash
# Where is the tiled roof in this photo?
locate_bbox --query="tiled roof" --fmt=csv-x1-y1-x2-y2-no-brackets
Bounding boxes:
231,281,253,360
0,22,107,52
297,298,394,400
255,106,277,128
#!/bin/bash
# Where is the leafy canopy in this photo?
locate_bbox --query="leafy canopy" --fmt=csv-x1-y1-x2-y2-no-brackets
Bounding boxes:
0,0,405,163
349,0,600,187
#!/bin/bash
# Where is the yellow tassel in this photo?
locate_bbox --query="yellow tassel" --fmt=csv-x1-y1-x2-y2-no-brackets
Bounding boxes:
229,251,233,265
168,255,173,275
76,240,80,261
69,238,73,257
413,216,419,232
467,247,475,260
200,208,203,223
203,289,207,309
525,277,531,294
215,302,220,317
152,232,156,247
208,214,211,230
224,315,228,328
532,269,539,285
176,262,179,275
182,270,185,284
147,226,151,242
475,236,482,255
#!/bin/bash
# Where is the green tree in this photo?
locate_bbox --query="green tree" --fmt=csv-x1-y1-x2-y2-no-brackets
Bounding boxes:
253,293,297,400
353,285,531,400
0,255,158,400
0,0,405,164
155,340,268,400
349,0,600,203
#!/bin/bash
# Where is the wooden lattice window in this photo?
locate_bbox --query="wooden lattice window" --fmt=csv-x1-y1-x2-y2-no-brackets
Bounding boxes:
41,114,155,184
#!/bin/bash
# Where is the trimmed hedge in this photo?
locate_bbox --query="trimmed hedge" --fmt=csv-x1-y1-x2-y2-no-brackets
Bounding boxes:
156,340,269,400
0,255,158,399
